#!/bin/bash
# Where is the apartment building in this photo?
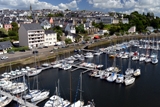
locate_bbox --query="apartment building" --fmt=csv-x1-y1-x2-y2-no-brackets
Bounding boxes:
44,30,57,46
19,23,45,48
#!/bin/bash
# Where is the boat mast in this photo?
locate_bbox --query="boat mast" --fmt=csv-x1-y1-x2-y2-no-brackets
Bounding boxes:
80,72,82,101
58,79,60,96
70,71,72,103
128,47,131,69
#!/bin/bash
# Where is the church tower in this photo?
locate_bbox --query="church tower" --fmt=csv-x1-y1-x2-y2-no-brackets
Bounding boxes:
30,3,32,12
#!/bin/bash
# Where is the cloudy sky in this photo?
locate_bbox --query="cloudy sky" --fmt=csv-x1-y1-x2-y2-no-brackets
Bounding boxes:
0,0,160,16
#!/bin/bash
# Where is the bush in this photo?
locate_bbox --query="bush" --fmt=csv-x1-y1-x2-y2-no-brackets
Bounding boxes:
7,46,29,52
65,38,72,44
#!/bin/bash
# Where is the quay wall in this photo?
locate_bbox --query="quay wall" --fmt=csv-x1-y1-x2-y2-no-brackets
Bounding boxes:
0,34,160,70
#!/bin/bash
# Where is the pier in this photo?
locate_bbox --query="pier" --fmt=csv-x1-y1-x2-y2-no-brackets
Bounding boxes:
0,90,38,107
71,64,94,73
81,49,97,53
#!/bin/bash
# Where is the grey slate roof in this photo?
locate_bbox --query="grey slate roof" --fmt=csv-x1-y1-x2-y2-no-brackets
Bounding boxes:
0,41,12,50
22,23,43,31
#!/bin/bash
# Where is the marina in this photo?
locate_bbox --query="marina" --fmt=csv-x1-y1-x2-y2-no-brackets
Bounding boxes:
0,38,160,107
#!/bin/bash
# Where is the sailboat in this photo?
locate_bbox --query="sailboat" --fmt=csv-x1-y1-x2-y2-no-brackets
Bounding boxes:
30,73,49,103
26,54,42,77
44,79,70,107
125,48,134,75
0,95,12,107
23,75,41,100
70,72,95,107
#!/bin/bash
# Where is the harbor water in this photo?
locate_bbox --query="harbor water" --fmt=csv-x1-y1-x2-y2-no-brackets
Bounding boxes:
5,45,160,107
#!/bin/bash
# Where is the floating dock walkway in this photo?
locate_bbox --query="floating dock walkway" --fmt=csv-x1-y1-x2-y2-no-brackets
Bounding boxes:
0,90,38,107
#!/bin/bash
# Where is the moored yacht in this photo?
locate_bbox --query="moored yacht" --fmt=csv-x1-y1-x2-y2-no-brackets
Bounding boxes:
124,76,135,86
85,52,94,58
106,72,117,82
133,69,141,76
0,95,12,107
116,74,124,83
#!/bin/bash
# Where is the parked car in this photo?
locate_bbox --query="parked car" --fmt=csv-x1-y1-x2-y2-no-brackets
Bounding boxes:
43,46,48,48
32,50,39,54
19,49,25,52
1,56,8,60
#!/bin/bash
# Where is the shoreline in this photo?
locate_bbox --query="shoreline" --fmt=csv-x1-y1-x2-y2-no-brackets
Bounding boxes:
0,34,159,68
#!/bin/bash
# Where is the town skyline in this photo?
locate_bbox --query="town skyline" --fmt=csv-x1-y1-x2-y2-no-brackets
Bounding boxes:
0,0,160,16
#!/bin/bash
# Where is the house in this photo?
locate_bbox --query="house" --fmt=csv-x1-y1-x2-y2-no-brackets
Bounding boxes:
112,18,119,24
0,41,13,54
48,17,54,25
65,23,76,34
100,16,114,24
66,32,77,42
18,23,45,48
146,26,154,32
3,23,12,31
40,20,51,29
122,18,129,24
128,26,136,33
44,30,57,46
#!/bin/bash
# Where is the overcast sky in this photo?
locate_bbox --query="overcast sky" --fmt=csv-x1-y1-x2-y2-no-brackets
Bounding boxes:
0,0,160,16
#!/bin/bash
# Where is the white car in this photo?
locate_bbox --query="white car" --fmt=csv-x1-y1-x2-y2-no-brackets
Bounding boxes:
1,56,8,60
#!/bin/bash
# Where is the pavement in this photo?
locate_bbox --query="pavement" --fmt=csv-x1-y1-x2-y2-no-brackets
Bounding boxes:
0,46,56,63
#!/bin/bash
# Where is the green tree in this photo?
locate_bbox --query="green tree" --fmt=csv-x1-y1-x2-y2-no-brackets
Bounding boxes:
65,38,72,44
47,14,54,17
76,24,87,34
11,22,18,32
0,28,8,37
8,30,18,36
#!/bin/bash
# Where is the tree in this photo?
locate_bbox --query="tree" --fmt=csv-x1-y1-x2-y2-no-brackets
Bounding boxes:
47,14,54,17
99,22,104,29
76,24,87,34
65,38,72,44
0,28,8,37
8,30,18,37
11,22,18,32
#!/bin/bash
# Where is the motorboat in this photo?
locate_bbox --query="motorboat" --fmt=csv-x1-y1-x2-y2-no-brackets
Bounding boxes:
151,56,158,64
53,63,62,68
70,100,84,107
139,54,146,61
145,57,151,63
94,52,102,56
116,74,124,83
133,69,141,76
106,72,117,82
132,56,139,61
124,76,135,86
99,71,110,79
42,63,50,67
125,68,134,75
85,52,94,58
121,54,129,59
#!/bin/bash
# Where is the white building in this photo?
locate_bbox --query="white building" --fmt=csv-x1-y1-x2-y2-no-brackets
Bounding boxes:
128,26,136,33
40,20,51,29
19,23,45,48
44,30,57,46
65,24,76,34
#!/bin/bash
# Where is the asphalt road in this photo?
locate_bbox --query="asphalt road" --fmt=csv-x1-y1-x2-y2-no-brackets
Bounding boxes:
0,46,55,63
